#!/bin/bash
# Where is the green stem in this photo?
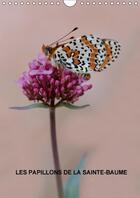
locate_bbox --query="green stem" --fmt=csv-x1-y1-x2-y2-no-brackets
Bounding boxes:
49,106,64,198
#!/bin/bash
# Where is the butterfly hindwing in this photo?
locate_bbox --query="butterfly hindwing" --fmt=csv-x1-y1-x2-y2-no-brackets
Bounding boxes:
98,39,121,71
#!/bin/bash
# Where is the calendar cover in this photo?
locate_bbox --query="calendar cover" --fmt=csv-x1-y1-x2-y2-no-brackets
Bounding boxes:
0,1,140,198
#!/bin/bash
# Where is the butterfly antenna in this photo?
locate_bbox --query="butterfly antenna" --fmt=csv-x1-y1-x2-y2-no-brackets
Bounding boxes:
58,36,75,45
49,27,78,46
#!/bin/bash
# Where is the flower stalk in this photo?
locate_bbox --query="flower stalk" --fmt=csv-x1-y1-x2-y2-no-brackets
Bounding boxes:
49,104,64,198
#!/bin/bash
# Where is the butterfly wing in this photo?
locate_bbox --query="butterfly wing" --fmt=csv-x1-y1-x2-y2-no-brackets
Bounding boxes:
98,39,121,71
53,34,121,73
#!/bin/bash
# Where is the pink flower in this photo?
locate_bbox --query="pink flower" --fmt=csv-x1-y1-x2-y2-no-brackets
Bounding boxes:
17,54,92,106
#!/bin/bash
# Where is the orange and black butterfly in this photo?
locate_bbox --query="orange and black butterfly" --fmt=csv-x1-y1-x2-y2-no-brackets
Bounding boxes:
42,27,121,79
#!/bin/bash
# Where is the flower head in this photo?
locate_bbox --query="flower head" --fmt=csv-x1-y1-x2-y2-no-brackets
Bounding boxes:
17,54,92,106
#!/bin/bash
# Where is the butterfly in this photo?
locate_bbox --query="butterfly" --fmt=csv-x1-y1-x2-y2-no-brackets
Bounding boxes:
42,27,121,79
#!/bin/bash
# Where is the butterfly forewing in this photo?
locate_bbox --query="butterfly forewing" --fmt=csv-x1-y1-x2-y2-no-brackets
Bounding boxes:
53,34,121,73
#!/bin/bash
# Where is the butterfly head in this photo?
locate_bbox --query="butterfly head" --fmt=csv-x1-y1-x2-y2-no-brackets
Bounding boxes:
42,44,53,57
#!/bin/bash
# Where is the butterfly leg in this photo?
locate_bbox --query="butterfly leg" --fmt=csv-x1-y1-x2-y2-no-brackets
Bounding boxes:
81,73,91,80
